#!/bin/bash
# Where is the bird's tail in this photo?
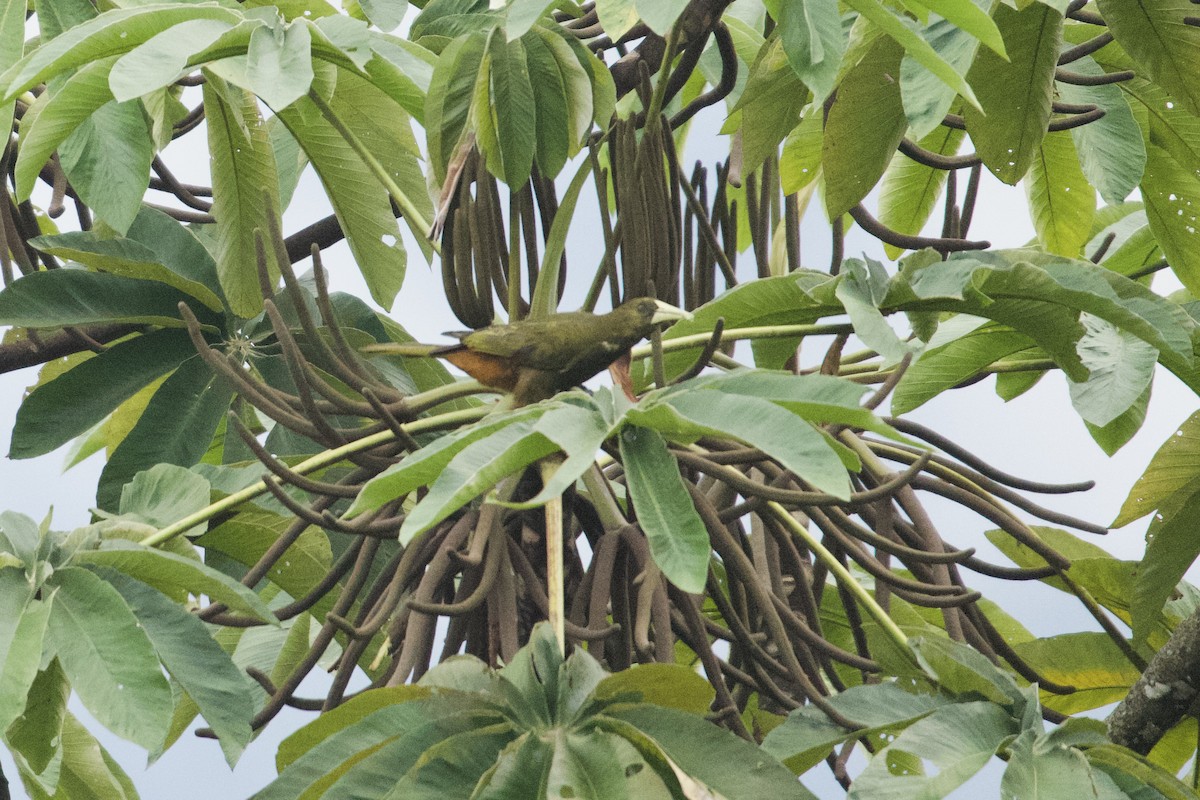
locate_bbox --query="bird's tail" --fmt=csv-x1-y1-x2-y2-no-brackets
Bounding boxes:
359,342,445,357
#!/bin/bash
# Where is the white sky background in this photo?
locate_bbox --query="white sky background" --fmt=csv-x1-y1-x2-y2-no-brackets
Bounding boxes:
2,17,1197,800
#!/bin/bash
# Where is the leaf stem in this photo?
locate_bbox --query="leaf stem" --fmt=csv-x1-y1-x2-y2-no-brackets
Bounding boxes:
628,322,853,360
140,406,487,547
541,457,566,655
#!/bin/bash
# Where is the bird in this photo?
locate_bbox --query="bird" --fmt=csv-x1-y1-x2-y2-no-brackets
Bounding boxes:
363,297,691,406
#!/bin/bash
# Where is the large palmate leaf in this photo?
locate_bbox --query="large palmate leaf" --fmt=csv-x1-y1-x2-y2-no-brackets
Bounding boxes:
255,624,803,800
30,230,223,312
848,701,1017,798
726,34,809,175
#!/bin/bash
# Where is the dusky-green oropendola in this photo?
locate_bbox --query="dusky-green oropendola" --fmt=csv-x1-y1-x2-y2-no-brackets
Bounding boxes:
364,298,691,406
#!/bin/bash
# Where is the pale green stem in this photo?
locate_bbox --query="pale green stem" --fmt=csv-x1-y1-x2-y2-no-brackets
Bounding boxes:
140,406,486,547
306,89,438,253
766,501,915,661
628,322,853,360
541,458,566,654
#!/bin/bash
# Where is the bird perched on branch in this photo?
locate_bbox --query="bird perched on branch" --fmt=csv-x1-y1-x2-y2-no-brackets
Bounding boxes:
364,297,691,406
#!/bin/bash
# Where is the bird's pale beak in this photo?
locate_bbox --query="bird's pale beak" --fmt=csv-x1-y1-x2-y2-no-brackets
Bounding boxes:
650,300,693,324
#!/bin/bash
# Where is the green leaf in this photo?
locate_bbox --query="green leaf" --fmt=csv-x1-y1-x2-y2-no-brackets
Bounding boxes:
843,0,981,110
6,659,69,781
635,0,688,35
10,330,195,459
15,57,117,203
780,112,823,193
30,231,223,311
1059,56,1146,205
0,269,209,329
763,683,949,773
664,388,854,498
1097,0,1200,117
821,36,907,219
275,84,409,309
203,75,283,318
908,0,1006,57
899,21,980,138
1001,729,1097,800
76,541,275,622
505,0,554,40
247,18,314,110
1066,312,1157,427
727,34,810,176
96,356,235,511
398,417,559,542
837,257,910,366
1132,487,1200,646
198,511,334,621
56,95,154,235
0,0,26,166
618,426,710,594
592,663,715,716
93,567,255,765
26,712,140,800
1011,633,1139,715
1086,744,1199,800
425,32,487,184
350,409,540,517
0,571,51,732
44,567,172,751
474,733,553,800
1026,130,1096,258
848,702,1017,799
880,123,965,258
607,705,810,800
1083,382,1150,457
499,401,611,509
696,370,899,437
525,27,592,178
0,4,241,101
108,18,234,101
1141,142,1200,297
594,0,639,42
358,0,408,32
909,635,1024,706
1114,409,1200,527
962,2,1061,184
767,0,845,104
480,32,536,187
118,462,210,530
893,322,1034,414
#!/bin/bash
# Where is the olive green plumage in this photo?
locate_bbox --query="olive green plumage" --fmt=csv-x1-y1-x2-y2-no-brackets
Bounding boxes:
368,298,690,406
